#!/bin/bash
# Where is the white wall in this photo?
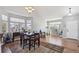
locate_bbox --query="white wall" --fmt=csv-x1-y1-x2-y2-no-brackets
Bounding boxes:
32,15,46,32
66,20,78,39
63,14,79,40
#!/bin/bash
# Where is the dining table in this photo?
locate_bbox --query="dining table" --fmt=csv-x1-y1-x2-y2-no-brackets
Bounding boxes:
21,32,40,50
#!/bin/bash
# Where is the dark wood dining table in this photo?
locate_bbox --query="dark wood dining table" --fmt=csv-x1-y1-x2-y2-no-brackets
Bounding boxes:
20,32,34,50
20,32,40,50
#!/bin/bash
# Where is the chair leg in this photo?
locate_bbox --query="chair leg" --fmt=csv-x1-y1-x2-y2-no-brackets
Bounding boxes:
38,39,40,47
29,40,31,51
20,39,22,46
34,40,35,50
23,45,24,49
22,40,24,49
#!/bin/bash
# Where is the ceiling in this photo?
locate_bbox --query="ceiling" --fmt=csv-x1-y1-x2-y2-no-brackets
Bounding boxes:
1,6,79,20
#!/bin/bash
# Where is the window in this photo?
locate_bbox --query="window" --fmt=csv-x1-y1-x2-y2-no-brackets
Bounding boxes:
19,23,25,32
9,17,26,32
10,17,25,23
26,20,32,30
27,20,31,24
10,22,20,32
1,15,8,32
2,15,8,21
2,22,8,32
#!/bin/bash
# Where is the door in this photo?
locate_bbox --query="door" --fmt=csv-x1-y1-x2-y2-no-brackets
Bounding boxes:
66,20,78,39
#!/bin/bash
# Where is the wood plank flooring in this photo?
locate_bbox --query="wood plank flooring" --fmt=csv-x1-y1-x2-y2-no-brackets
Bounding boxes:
2,35,79,53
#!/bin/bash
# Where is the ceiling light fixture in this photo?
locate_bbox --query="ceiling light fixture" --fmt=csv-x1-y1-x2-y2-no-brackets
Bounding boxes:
68,8,72,16
25,6,35,13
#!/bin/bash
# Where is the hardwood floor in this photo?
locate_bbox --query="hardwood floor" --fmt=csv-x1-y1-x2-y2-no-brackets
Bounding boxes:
63,38,79,53
41,35,79,53
2,41,64,53
2,35,79,53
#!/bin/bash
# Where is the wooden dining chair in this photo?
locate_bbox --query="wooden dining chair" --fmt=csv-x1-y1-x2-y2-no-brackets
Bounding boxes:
21,33,40,51
20,32,24,46
34,33,40,47
21,33,35,50
27,34,38,50
22,34,30,49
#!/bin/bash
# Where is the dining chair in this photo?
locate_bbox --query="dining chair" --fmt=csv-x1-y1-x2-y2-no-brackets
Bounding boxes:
20,32,24,46
3,32,13,44
22,34,30,49
29,34,37,50
21,33,40,51
34,33,40,47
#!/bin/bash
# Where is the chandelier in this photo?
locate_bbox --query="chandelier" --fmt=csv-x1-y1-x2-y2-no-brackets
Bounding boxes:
25,6,35,13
